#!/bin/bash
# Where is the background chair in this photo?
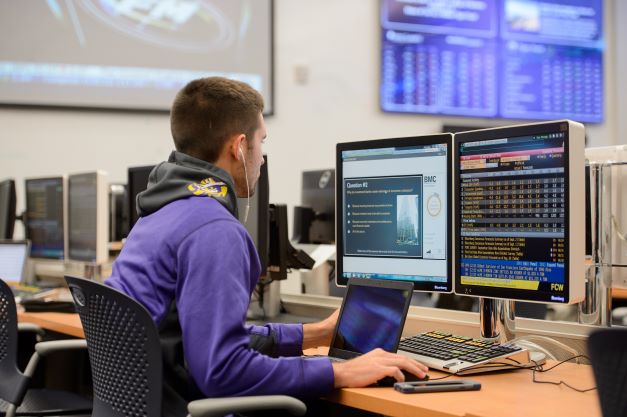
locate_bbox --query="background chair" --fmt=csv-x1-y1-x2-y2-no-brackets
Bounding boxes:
65,275,306,417
587,328,627,417
0,279,92,417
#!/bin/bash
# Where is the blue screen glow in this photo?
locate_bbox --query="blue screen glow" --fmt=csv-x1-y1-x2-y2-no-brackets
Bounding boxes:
380,0,603,123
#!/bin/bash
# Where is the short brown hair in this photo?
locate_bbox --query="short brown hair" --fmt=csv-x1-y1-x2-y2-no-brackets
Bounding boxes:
170,77,264,162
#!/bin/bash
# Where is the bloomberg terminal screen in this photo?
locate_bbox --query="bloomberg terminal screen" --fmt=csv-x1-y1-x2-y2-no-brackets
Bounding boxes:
381,0,603,123
458,132,568,302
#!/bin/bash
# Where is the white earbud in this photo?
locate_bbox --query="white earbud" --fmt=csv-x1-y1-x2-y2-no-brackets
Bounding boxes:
239,145,251,223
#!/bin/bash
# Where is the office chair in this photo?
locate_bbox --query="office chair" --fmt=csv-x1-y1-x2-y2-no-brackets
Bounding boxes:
64,275,307,417
587,328,627,417
0,279,92,417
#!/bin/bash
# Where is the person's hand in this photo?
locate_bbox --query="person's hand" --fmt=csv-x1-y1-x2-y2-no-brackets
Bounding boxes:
331,348,428,388
302,309,339,349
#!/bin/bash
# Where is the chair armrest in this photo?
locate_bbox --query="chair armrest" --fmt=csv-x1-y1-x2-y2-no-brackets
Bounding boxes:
17,322,45,336
34,339,88,356
187,395,307,417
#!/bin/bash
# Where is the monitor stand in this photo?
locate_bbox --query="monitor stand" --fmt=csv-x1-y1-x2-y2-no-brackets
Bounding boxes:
479,298,516,343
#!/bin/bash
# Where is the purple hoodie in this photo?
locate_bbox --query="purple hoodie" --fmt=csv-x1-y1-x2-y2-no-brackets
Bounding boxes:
106,152,334,400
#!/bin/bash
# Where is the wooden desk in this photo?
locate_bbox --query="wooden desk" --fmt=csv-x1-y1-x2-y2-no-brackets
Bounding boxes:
18,311,84,338
19,313,600,417
612,287,627,300
326,361,600,417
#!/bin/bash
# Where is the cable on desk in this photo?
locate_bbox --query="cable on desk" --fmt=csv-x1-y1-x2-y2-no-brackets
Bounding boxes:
531,355,597,393
435,354,596,393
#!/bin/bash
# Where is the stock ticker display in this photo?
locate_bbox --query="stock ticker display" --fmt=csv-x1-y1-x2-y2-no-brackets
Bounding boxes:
458,132,568,302
380,0,603,123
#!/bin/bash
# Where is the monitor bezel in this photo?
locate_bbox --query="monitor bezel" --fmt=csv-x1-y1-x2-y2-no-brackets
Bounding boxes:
0,179,16,240
25,176,67,260
67,171,109,264
335,133,453,292
127,165,156,229
454,120,577,303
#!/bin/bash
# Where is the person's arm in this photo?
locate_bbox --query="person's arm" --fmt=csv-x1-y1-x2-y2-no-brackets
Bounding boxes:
245,308,339,356
176,220,334,399
302,309,339,350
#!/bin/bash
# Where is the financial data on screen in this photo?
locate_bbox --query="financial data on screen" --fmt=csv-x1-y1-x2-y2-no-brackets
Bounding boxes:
381,0,603,122
457,131,571,302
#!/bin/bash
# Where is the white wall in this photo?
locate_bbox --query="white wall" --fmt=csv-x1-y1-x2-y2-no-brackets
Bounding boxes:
0,0,622,238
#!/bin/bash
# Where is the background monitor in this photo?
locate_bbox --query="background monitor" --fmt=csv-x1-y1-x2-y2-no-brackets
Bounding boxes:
25,176,66,259
294,169,335,244
0,240,30,283
127,165,155,230
267,204,314,281
109,184,129,242
454,120,585,304
0,179,16,240
585,145,627,289
0,1,274,113
336,134,453,292
380,0,604,123
238,155,269,276
67,172,109,264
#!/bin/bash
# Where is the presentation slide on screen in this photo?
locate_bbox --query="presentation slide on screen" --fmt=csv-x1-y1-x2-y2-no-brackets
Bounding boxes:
341,149,448,282
0,1,272,111
344,176,424,258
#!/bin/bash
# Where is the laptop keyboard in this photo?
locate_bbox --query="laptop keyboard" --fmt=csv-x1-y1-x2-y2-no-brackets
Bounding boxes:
398,331,522,363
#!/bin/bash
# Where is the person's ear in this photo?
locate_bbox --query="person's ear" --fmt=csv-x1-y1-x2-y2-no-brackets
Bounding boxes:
230,134,246,161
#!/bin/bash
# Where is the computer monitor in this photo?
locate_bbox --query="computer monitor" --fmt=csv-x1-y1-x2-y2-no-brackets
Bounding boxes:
266,204,314,281
585,145,627,289
0,240,30,283
127,165,155,229
67,171,109,264
238,155,269,276
0,179,16,239
336,134,453,292
109,184,129,242
25,176,66,259
294,170,335,244
454,120,585,304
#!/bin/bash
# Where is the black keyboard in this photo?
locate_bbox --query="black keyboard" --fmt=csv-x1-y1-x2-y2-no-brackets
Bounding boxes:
399,331,522,363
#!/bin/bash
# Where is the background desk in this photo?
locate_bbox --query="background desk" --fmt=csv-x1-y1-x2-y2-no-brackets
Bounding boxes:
18,311,84,338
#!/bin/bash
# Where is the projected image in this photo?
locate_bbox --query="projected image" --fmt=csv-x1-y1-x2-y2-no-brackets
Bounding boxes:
505,1,540,32
396,195,420,247
0,1,272,111
76,0,236,53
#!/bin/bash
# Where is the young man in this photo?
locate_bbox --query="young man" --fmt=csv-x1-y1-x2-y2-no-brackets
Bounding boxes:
106,77,426,414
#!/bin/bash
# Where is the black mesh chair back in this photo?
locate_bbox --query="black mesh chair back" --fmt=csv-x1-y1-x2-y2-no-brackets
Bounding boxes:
66,276,162,417
587,328,627,417
0,280,29,406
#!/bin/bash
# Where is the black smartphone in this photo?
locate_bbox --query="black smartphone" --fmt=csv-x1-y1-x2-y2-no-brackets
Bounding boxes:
394,379,481,393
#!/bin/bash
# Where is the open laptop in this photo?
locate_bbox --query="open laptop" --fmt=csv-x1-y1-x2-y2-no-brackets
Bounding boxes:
322,277,414,361
0,240,30,283
0,240,39,297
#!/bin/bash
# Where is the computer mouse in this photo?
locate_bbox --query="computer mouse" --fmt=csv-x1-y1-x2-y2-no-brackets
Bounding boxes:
377,371,429,387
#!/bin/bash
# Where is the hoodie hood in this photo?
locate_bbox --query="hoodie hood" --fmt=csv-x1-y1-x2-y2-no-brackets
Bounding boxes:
137,151,239,219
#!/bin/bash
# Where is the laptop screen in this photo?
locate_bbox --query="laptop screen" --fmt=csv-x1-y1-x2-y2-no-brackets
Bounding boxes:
331,280,412,357
0,241,29,282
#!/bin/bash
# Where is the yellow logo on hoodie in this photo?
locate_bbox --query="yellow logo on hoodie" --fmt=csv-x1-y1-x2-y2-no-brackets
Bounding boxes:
187,178,228,198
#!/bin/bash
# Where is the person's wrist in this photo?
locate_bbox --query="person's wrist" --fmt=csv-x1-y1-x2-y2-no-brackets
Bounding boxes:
332,362,346,388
